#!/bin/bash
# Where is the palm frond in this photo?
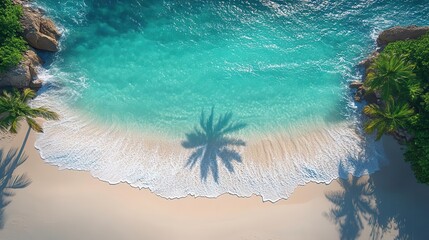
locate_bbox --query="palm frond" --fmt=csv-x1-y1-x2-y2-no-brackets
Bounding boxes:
9,118,21,134
363,99,414,140
0,88,58,134
1,90,12,99
363,104,381,117
365,53,416,100
21,88,36,102
30,107,59,120
25,117,43,133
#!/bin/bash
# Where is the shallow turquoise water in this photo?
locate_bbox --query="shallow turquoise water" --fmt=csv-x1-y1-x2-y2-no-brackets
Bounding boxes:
34,0,429,135
32,0,429,201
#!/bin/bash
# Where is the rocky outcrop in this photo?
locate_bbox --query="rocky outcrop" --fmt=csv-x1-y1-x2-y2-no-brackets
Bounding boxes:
352,25,429,104
0,49,43,89
377,25,429,49
353,25,429,143
358,51,379,70
20,4,61,52
349,80,363,89
0,1,61,90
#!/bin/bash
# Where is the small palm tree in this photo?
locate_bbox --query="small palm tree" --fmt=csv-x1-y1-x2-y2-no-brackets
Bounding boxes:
182,108,246,183
0,88,59,134
365,53,416,100
0,88,59,160
363,98,414,140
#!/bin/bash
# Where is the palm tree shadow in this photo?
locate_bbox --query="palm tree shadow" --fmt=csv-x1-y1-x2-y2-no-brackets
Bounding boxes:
325,161,377,240
0,149,31,229
182,108,247,183
325,149,429,240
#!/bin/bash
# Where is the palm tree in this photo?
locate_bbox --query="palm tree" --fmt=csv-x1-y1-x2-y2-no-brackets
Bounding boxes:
0,88,59,134
0,88,51,228
182,108,246,182
0,88,59,159
365,53,416,100
363,98,414,140
0,149,31,229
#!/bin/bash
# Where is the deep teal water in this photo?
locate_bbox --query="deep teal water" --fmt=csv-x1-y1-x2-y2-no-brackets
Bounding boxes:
32,0,429,201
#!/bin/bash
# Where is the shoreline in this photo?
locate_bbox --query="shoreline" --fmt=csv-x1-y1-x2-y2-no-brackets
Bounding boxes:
1,121,429,239
32,99,382,202
1,1,429,237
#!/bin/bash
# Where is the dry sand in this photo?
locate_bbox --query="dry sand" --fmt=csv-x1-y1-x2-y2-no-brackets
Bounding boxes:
0,128,428,240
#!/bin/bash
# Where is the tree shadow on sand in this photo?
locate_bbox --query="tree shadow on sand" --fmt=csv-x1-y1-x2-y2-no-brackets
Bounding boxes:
325,162,377,240
326,148,429,240
182,108,247,183
0,149,31,229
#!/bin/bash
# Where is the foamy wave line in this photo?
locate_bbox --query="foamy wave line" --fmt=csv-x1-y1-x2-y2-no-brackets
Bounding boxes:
32,85,385,202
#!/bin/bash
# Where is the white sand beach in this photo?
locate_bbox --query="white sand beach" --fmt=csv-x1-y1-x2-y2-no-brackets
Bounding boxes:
0,128,429,240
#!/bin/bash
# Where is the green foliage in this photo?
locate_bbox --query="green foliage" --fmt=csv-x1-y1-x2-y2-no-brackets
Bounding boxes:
363,99,414,140
422,93,429,112
383,33,429,81
405,110,429,183
366,33,429,184
365,53,417,100
0,88,59,133
0,0,27,73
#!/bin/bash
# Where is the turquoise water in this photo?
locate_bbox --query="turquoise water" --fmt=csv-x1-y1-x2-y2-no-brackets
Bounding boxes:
37,0,429,134
33,0,429,201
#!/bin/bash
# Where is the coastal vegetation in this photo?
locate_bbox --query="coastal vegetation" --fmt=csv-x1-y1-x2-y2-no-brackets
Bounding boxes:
0,88,57,214
363,99,414,140
0,88,59,134
0,0,27,73
362,33,429,184
182,108,246,182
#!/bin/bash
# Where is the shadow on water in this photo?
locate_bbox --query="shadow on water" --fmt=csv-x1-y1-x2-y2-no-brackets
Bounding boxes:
325,144,429,240
0,149,31,229
182,108,246,183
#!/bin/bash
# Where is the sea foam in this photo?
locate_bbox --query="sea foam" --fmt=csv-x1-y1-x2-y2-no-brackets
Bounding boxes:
32,76,385,202
27,0,413,202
